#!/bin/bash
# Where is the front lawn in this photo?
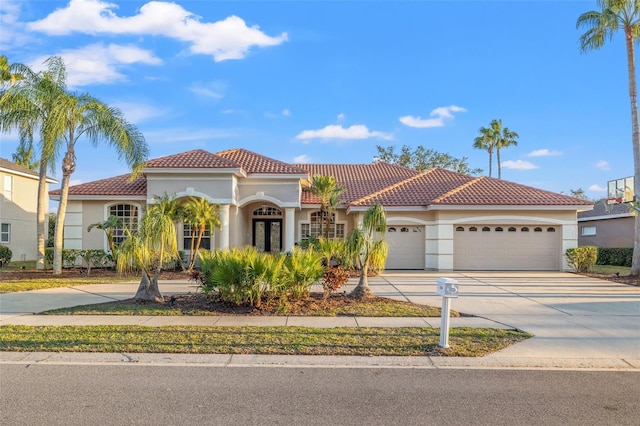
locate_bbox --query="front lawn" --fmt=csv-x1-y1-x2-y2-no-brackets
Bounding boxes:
0,325,530,357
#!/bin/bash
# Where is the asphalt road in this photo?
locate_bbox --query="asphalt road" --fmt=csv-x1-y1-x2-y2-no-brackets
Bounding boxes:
1,365,638,425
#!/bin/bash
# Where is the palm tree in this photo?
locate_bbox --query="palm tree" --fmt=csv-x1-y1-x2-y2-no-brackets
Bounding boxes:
347,204,388,299
492,119,519,179
0,56,66,270
49,91,148,274
0,55,26,89
311,174,344,238
183,197,221,270
578,0,640,274
116,196,179,302
473,125,497,177
87,215,122,261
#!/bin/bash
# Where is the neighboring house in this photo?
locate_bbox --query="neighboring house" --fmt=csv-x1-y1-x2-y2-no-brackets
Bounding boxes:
50,149,593,271
0,158,57,262
577,201,634,248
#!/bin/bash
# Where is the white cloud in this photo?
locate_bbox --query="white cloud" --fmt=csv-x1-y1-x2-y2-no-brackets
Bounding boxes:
528,149,562,157
596,160,610,171
0,0,31,50
295,124,392,141
110,101,167,123
337,113,346,122
189,81,226,99
282,109,291,117
292,154,311,164
588,184,607,192
27,0,288,62
399,105,466,128
31,43,161,87
501,160,538,170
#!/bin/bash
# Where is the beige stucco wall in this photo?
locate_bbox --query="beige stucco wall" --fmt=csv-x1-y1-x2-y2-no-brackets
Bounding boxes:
0,170,46,261
146,174,235,203
237,179,301,207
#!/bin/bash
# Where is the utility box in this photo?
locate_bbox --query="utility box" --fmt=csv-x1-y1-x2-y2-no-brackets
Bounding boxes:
436,277,459,298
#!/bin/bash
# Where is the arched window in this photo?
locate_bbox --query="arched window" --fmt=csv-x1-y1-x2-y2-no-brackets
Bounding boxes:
534,227,543,232
547,227,556,232
400,227,409,233
109,204,139,245
482,227,491,232
495,227,503,232
252,206,282,216
456,226,464,232
508,227,517,232
469,227,478,232
388,227,397,232
521,227,529,232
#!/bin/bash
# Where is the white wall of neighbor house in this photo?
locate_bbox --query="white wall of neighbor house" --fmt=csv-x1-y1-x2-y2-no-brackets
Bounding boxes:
0,171,43,261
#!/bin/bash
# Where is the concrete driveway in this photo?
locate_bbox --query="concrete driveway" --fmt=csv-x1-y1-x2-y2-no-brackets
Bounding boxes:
367,271,640,363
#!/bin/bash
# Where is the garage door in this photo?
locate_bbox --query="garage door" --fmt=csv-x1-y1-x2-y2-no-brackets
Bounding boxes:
385,225,425,269
454,225,560,271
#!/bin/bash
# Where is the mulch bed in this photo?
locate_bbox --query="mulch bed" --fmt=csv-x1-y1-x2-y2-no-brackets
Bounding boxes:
577,272,639,286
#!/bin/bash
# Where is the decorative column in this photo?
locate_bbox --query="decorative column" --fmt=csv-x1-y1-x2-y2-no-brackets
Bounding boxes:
219,204,230,250
285,208,295,252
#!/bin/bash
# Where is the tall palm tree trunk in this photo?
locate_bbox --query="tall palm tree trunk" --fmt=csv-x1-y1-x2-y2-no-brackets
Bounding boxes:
496,148,502,179
36,159,49,269
488,151,493,177
626,31,640,275
53,148,75,274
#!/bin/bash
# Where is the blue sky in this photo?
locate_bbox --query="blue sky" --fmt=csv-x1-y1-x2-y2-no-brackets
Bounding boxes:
0,0,634,199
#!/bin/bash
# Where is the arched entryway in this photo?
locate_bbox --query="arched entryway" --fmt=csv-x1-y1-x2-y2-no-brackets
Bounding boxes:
251,206,283,253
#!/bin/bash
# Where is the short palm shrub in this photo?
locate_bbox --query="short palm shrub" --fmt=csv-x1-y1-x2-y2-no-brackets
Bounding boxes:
0,244,12,267
566,246,598,272
199,246,324,307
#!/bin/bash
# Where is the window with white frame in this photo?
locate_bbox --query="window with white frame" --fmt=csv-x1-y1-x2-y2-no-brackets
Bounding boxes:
301,211,345,240
581,226,596,236
1,223,10,243
109,204,138,245
183,224,211,250
3,176,12,202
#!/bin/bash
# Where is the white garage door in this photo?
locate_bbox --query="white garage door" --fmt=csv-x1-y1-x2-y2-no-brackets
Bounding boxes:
454,225,561,271
385,225,425,270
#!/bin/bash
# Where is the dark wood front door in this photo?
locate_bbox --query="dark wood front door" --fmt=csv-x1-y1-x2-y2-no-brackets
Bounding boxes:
253,219,282,253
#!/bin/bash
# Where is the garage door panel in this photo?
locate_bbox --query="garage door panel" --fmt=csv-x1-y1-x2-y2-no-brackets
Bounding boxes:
454,225,560,271
385,225,425,270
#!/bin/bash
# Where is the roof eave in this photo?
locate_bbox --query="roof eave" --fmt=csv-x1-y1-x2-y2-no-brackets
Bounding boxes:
50,195,147,201
426,204,595,211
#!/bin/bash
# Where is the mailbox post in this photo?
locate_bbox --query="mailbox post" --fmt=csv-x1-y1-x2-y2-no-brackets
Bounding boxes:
436,277,459,348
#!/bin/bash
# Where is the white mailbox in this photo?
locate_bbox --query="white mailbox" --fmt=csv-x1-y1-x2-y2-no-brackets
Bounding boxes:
436,277,459,298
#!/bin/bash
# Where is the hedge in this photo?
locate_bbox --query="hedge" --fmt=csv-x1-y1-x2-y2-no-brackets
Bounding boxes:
596,247,633,268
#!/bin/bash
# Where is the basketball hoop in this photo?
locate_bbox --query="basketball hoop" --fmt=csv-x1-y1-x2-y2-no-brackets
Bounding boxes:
602,197,622,215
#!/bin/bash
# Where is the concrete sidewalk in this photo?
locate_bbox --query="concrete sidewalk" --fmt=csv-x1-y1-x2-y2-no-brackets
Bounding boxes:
1,272,639,370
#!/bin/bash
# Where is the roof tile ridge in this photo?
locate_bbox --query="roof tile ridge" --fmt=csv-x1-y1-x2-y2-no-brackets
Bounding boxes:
350,168,437,205
431,175,484,204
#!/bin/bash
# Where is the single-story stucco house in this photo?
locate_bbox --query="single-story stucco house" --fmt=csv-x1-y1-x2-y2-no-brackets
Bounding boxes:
50,148,593,271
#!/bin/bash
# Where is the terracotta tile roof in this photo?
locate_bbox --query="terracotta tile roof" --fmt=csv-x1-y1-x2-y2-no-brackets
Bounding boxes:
0,157,39,178
50,174,146,196
300,163,420,204
145,149,239,169
51,149,592,208
350,168,475,207
216,148,308,175
431,174,591,206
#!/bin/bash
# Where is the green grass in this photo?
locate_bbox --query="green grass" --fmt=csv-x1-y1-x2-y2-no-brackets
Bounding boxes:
0,325,530,357
0,276,139,294
0,260,37,271
590,265,632,275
